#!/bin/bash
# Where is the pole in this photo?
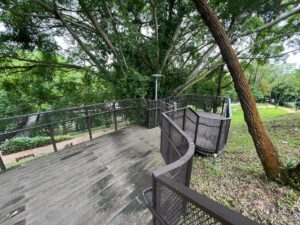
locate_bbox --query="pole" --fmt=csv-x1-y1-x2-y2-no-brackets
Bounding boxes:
155,78,158,100
0,152,6,171
152,74,162,101
85,107,93,140
45,113,57,152
151,74,162,127
113,102,117,131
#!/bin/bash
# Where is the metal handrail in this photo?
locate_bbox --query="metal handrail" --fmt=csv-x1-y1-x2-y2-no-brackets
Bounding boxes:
154,175,259,225
0,95,231,171
152,108,195,182
143,105,258,225
0,106,142,137
142,187,168,225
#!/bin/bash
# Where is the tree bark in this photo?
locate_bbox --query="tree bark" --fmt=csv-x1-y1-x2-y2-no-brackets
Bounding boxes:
193,0,282,179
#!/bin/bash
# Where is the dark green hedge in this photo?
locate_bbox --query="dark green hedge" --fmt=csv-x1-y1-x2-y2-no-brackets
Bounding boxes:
0,136,71,155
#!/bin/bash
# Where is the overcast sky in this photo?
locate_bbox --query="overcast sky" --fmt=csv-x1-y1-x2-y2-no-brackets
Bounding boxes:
286,52,300,67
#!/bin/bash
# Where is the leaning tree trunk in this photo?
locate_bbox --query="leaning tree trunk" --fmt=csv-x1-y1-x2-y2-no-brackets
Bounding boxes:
193,0,282,179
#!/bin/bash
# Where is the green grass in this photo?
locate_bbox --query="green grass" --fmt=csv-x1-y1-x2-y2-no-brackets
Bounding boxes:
192,104,300,224
231,104,288,127
5,152,52,169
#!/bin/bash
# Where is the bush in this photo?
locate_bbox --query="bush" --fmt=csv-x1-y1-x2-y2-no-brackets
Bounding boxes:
0,136,71,155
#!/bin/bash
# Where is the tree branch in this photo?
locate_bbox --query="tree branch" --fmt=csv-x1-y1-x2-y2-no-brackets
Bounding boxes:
238,6,300,38
177,63,224,95
239,49,300,60
150,0,160,70
189,44,217,75
32,0,101,69
102,0,129,70
79,0,128,70
1,55,90,70
160,18,184,73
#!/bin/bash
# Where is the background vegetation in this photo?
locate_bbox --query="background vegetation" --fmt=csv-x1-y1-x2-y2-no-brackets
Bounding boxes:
192,105,300,225
0,0,299,116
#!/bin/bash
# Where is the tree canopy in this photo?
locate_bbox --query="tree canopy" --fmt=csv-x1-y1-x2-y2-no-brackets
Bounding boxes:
0,0,299,113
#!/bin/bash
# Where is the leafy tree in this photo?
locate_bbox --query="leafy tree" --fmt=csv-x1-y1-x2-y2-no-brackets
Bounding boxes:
193,0,300,183
270,69,300,107
251,85,264,101
0,51,112,116
0,0,299,100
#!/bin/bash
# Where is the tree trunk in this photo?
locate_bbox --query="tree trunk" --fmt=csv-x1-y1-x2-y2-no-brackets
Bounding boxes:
193,0,282,179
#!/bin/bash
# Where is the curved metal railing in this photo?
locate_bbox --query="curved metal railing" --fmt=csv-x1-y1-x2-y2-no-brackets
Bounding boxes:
164,95,232,154
142,107,259,225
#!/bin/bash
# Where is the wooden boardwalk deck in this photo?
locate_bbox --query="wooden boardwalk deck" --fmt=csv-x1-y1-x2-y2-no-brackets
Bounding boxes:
0,126,162,225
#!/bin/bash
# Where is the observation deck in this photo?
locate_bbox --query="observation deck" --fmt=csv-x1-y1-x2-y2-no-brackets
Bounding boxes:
0,95,258,225
0,127,161,225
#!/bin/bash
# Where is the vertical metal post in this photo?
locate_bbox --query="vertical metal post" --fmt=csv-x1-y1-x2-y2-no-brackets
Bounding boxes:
85,107,92,140
155,78,158,100
147,101,150,129
224,120,231,145
0,152,6,171
113,102,117,131
221,98,225,115
194,116,199,145
155,100,158,127
216,120,224,153
45,113,57,152
182,108,186,131
152,176,157,225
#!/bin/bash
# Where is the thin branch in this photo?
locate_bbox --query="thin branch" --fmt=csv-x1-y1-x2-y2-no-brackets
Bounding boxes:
102,0,129,70
32,0,100,68
1,55,90,70
280,0,300,8
177,64,224,95
150,0,160,70
160,18,184,73
79,0,128,70
239,49,300,60
238,6,300,38
188,44,219,79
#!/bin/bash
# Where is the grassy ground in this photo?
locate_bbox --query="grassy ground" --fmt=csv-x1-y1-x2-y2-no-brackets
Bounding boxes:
191,104,300,225
5,152,52,169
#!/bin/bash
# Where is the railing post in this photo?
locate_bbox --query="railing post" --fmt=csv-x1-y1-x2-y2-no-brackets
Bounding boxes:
182,108,186,131
224,120,231,145
215,120,224,153
85,107,93,140
45,113,57,152
221,98,225,115
148,101,151,129
152,176,157,225
155,100,158,127
0,152,6,171
113,102,117,131
194,116,199,145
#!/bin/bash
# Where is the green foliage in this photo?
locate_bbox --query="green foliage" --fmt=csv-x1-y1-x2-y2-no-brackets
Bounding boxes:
279,159,300,190
271,69,300,106
111,68,150,99
0,135,71,155
0,0,299,112
251,85,264,101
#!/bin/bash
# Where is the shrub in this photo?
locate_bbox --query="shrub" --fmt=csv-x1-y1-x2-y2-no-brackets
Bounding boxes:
0,136,71,155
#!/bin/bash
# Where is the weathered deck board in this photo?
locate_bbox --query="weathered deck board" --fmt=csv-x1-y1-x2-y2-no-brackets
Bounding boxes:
0,127,162,225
